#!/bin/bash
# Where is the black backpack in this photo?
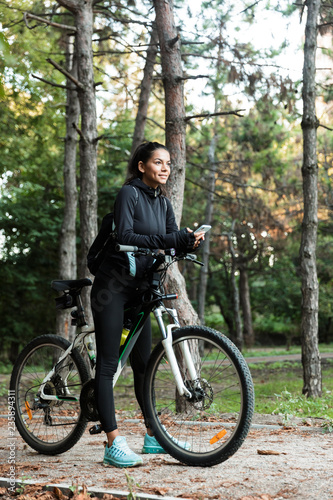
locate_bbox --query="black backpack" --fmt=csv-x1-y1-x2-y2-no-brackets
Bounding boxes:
87,186,138,276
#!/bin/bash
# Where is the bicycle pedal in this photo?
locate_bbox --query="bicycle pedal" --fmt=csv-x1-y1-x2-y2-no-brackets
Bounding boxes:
89,424,103,435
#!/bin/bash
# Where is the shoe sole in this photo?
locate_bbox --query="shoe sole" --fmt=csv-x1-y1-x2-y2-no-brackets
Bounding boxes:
103,458,143,468
142,445,167,454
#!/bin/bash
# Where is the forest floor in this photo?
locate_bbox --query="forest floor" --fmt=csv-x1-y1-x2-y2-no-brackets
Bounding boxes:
0,406,332,499
0,354,332,500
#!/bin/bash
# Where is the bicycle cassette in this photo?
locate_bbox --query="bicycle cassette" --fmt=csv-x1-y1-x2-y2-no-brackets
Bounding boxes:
80,379,99,421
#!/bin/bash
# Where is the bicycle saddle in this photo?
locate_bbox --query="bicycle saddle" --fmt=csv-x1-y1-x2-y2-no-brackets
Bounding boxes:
51,278,93,292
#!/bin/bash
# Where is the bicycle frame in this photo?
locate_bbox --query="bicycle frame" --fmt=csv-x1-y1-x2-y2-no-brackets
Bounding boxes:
39,250,205,405
38,327,94,402
39,302,198,403
12,250,255,465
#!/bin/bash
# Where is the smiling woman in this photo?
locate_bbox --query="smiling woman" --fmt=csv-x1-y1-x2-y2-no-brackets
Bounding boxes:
90,141,205,468
138,148,171,189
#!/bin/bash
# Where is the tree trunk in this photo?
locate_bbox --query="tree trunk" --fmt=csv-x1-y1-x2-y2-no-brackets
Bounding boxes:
153,0,198,326
55,2,98,325
56,34,79,341
197,123,217,326
213,291,237,340
128,21,159,166
239,267,254,348
300,0,322,397
198,22,223,326
75,3,98,269
227,230,243,351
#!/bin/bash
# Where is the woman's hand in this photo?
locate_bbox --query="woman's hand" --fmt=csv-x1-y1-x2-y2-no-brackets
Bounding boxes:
187,228,205,249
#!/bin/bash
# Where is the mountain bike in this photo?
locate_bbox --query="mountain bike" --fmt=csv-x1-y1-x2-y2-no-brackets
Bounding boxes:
10,246,254,467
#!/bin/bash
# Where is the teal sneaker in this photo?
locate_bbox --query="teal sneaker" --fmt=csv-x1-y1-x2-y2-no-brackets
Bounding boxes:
142,433,167,454
141,432,191,454
103,436,143,468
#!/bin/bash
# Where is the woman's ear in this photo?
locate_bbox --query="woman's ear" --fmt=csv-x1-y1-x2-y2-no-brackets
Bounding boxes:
138,161,145,174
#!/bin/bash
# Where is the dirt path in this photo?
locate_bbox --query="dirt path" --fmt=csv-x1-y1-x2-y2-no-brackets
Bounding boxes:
1,353,332,499
0,412,332,500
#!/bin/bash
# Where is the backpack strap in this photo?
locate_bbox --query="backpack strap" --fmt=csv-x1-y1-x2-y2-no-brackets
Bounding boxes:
113,185,139,233
132,185,139,205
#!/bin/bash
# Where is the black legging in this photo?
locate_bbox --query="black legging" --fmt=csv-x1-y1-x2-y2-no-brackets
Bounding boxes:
91,270,151,433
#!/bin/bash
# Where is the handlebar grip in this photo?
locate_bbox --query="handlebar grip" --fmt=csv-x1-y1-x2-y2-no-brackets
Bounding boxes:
115,244,139,253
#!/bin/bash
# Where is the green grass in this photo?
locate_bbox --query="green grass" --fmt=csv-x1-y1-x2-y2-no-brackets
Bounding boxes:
2,346,332,430
114,358,333,432
243,342,333,358
0,361,14,374
250,360,333,425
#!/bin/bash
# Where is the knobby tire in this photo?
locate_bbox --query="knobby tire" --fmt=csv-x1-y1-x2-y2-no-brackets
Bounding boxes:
10,334,89,455
143,326,254,466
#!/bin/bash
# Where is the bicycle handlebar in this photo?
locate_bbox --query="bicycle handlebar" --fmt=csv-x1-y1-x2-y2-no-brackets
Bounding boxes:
115,244,204,267
115,244,140,253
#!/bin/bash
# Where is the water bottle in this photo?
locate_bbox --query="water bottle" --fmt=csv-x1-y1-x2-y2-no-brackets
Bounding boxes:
120,320,131,346
84,335,96,363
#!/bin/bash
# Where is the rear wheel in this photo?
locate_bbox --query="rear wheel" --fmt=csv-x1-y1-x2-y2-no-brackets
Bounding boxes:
144,326,254,466
10,334,89,455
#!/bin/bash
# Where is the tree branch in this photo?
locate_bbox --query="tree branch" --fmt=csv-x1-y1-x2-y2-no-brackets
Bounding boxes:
32,74,73,90
168,34,180,47
146,117,165,131
96,13,151,27
24,12,76,31
47,58,84,89
73,123,87,143
54,0,79,14
185,110,245,122
93,1,143,16
319,123,333,131
185,177,233,202
93,50,145,56
221,176,280,193
182,41,204,45
239,0,263,14
94,134,106,143
318,22,333,27
177,74,211,81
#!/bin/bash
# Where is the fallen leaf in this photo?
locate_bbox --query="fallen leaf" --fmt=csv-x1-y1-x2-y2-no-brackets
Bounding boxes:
53,486,66,500
152,487,170,495
257,449,284,455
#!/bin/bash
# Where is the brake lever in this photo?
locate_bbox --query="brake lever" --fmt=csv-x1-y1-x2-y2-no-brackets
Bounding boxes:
184,254,204,266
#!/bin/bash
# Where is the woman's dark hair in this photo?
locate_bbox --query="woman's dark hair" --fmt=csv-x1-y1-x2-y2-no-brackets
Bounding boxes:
126,142,169,191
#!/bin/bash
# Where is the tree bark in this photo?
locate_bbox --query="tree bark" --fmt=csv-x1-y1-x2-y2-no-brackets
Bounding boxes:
198,25,223,327
227,230,243,351
75,4,98,263
197,118,217,326
56,34,79,341
128,21,159,166
56,0,98,325
300,0,322,397
239,267,254,347
213,289,236,339
153,0,198,326
153,0,185,224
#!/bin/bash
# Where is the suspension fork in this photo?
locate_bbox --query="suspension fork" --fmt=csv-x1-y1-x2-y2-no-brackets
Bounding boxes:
153,307,199,398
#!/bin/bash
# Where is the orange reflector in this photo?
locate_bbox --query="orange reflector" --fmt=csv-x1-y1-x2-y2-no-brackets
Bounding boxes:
25,401,33,420
210,429,227,444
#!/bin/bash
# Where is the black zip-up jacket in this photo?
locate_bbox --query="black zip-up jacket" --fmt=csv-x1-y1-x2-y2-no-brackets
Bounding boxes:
99,178,195,279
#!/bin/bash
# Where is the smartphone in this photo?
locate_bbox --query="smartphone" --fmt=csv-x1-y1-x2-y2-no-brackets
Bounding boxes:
194,225,212,234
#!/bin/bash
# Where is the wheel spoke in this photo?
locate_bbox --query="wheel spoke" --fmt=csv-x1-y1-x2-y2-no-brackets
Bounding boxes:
144,326,254,466
11,335,89,455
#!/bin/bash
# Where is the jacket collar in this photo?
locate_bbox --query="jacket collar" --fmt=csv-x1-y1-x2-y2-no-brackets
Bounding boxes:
130,178,161,198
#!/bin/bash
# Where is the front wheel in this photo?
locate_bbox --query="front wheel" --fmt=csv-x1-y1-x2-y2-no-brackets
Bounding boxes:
10,334,89,455
144,326,254,466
